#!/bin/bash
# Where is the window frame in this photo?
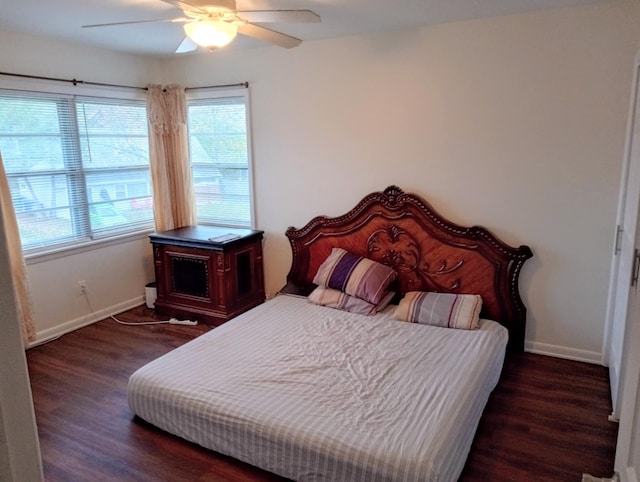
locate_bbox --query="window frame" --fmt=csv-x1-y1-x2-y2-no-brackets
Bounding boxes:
0,76,153,261
186,87,256,229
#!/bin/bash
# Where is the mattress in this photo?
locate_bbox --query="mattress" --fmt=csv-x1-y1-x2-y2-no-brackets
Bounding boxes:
128,294,508,482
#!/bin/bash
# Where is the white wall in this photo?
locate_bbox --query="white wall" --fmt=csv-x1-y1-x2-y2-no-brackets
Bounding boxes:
161,0,640,361
0,0,637,360
0,31,161,342
26,237,156,341
0,29,165,87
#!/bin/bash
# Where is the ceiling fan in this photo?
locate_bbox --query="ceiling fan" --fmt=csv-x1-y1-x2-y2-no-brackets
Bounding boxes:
82,0,321,52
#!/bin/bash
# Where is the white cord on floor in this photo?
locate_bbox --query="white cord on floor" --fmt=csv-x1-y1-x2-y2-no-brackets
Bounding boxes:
82,286,198,326
110,315,172,326
82,285,176,326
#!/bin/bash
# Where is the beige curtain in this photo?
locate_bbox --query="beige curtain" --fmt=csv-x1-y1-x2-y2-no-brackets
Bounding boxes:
147,84,197,232
0,152,36,345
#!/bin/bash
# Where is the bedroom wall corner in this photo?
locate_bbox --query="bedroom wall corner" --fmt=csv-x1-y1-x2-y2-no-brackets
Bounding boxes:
0,29,160,339
159,0,640,360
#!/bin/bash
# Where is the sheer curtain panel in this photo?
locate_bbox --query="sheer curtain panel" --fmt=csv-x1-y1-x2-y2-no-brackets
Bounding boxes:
0,151,35,345
147,85,196,232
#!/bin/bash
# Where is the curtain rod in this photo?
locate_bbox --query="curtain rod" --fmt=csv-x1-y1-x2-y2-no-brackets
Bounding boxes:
0,71,249,91
186,82,248,91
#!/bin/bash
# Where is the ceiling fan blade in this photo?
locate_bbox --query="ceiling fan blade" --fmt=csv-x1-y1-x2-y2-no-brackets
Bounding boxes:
82,17,189,28
159,0,221,15
238,10,320,24
175,36,198,53
237,23,301,48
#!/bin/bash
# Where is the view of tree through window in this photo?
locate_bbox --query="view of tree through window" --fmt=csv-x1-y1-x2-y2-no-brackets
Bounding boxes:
0,91,153,251
188,94,252,227
0,87,253,252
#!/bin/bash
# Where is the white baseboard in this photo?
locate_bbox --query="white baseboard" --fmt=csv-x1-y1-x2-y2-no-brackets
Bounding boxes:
525,340,603,365
28,296,145,349
28,302,607,367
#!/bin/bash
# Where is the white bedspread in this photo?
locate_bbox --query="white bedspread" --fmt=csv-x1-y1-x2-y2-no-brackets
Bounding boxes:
128,294,508,482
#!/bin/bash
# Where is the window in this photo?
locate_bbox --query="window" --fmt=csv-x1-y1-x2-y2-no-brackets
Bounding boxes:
0,89,153,252
187,90,253,227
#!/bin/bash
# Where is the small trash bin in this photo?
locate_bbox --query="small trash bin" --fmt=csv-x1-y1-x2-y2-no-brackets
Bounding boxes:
145,282,157,309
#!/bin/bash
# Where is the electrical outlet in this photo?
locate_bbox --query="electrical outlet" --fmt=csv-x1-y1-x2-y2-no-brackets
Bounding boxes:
78,280,87,293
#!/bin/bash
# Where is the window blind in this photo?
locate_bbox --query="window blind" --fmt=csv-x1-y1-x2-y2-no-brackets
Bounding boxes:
0,90,153,251
187,94,253,227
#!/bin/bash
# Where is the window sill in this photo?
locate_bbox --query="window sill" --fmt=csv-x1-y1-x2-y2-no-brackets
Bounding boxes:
25,229,154,265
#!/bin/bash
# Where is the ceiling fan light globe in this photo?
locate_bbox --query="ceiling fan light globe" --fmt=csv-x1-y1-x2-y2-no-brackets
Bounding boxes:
184,20,237,48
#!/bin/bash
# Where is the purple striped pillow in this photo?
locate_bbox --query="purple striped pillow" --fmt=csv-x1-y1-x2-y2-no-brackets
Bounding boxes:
394,291,482,330
308,287,394,315
312,248,397,305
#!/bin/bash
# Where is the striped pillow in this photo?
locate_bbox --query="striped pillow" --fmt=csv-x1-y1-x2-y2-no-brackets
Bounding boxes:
312,248,397,305
394,291,482,330
308,287,394,316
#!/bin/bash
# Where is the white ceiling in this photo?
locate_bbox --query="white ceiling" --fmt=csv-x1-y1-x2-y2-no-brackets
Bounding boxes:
0,0,604,57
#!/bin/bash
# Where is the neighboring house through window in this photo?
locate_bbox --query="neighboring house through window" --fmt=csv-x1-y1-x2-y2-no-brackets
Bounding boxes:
0,81,254,255
0,87,153,253
187,87,254,228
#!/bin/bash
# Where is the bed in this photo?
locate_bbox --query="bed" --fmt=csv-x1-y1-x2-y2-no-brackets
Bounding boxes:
128,186,533,481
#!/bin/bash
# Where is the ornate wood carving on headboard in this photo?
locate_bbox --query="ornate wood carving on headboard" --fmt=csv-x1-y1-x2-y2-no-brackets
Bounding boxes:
283,186,533,351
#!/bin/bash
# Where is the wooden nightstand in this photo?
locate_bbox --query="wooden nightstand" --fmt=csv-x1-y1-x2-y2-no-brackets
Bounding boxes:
150,225,265,325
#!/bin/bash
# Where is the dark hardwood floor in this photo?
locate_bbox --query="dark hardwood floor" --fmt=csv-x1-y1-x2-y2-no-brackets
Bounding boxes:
27,305,618,481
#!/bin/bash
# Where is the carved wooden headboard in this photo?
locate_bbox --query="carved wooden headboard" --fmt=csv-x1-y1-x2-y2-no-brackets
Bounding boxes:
282,186,533,351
